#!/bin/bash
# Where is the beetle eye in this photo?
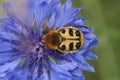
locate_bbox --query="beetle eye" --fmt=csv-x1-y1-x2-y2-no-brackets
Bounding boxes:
60,29,65,34
75,30,80,36
59,45,66,50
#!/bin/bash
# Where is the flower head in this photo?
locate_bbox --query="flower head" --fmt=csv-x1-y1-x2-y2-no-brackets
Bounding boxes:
0,0,98,80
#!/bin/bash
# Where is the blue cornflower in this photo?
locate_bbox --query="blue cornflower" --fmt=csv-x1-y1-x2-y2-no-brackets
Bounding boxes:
0,0,98,80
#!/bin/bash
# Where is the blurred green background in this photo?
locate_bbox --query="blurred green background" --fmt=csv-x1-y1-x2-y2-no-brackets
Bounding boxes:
0,0,120,80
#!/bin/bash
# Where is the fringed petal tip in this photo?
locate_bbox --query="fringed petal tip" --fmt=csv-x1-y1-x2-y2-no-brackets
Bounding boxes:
85,52,98,60
73,17,86,26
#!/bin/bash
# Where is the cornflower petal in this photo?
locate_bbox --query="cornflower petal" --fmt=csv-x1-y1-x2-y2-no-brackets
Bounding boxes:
55,8,82,28
85,51,98,60
70,68,85,80
50,62,72,80
34,0,60,36
57,61,78,71
3,0,34,28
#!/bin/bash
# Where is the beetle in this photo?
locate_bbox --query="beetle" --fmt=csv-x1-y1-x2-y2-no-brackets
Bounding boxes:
42,26,84,53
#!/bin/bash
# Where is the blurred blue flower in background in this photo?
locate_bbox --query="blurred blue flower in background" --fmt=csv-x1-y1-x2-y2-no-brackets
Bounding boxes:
0,0,98,80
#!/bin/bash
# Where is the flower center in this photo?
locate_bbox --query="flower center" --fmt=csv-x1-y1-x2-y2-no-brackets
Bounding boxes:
33,43,43,54
30,42,45,60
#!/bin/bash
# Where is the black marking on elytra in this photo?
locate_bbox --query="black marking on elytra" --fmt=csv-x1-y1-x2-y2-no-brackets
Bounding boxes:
69,29,73,36
76,42,81,49
60,29,65,34
75,30,80,36
59,45,66,50
69,43,73,51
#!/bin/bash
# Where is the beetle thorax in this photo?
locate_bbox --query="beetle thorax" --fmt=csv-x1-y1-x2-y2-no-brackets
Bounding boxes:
42,30,61,49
